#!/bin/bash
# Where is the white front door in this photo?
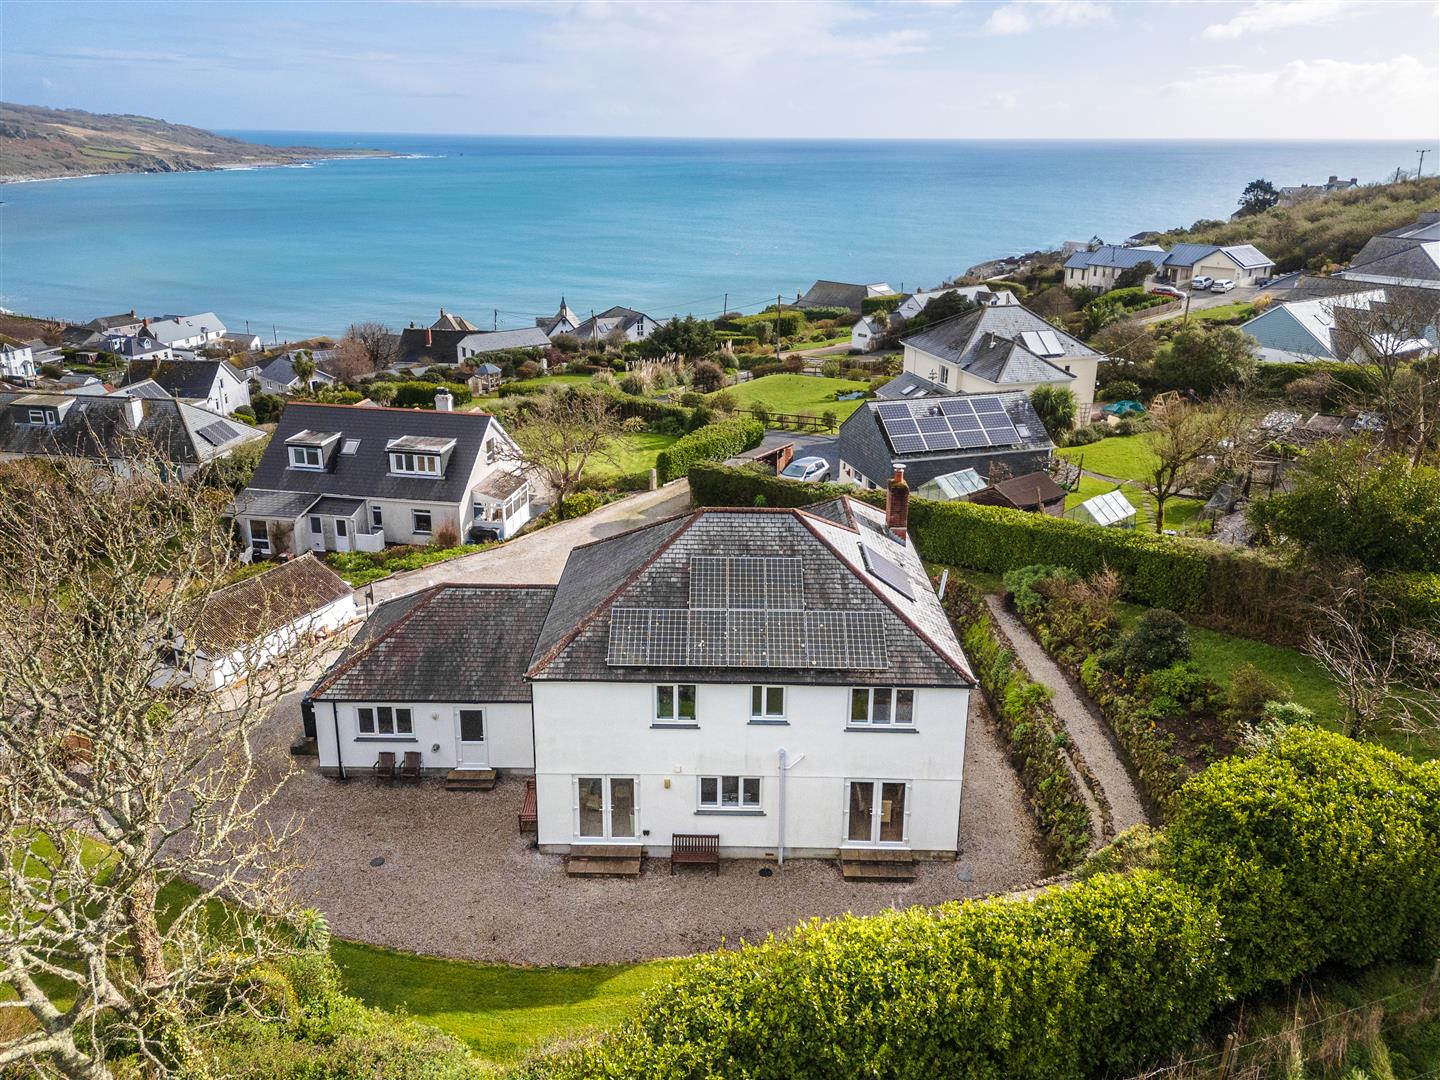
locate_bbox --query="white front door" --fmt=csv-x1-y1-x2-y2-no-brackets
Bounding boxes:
334,517,351,553
308,515,325,553
456,708,487,768
574,776,638,842
844,780,910,846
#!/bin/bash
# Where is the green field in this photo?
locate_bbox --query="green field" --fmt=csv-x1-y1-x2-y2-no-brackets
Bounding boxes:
333,941,680,1065
710,373,870,419
1057,433,1158,481
588,431,680,478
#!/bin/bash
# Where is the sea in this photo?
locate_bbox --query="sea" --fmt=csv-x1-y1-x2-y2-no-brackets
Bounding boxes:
0,133,1429,341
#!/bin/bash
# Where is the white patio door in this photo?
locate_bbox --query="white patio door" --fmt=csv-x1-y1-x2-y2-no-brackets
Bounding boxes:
844,780,910,845
334,517,352,553
308,515,325,553
574,776,638,842
455,709,487,768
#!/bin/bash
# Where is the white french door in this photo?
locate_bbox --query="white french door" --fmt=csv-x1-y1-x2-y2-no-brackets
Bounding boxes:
308,515,325,553
573,776,639,842
843,780,911,846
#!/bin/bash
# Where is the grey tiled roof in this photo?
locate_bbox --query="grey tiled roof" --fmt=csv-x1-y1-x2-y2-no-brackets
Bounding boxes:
528,506,972,687
244,402,493,505
796,281,893,312
312,584,555,703
123,360,231,400
902,303,1100,373
234,488,320,518
874,371,950,399
464,327,550,353
963,338,1075,385
193,553,351,654
1063,245,1163,270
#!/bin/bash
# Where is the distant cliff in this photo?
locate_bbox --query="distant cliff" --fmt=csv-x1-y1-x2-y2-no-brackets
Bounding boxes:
0,102,380,182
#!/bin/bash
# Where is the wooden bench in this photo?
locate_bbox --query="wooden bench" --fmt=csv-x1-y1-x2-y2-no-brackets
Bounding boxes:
518,778,537,833
670,833,720,876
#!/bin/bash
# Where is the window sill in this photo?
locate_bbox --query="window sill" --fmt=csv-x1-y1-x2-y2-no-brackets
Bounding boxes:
845,725,919,734
353,735,418,742
650,722,700,730
747,718,789,726
694,809,766,817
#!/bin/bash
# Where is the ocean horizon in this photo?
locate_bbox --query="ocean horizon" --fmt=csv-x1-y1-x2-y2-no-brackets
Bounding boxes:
0,133,1429,341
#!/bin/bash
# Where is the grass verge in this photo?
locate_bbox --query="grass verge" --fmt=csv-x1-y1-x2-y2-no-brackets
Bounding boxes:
711,373,870,419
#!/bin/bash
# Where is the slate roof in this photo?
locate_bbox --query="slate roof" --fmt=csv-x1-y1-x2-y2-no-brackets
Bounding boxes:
837,392,1055,489
191,554,352,655
873,371,951,400
312,584,556,703
244,402,493,505
88,312,142,332
144,313,227,345
431,309,479,332
463,327,550,353
1062,244,1164,270
796,280,894,312
396,327,473,365
1160,243,1273,270
258,353,336,387
0,393,262,464
571,307,656,341
527,504,973,687
123,360,234,400
233,488,321,518
1339,239,1440,288
902,302,1100,379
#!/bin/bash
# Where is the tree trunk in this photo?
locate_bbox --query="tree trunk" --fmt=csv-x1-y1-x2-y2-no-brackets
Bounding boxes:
122,872,168,992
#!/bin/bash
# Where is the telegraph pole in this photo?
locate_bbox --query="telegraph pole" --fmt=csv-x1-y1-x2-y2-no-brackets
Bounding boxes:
723,292,728,316
775,294,782,363
493,308,498,331
1418,148,1429,178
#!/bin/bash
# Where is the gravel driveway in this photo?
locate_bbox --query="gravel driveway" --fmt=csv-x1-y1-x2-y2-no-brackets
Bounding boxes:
259,690,1044,966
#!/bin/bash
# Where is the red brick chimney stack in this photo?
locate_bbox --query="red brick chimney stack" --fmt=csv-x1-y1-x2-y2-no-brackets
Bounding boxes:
886,464,909,541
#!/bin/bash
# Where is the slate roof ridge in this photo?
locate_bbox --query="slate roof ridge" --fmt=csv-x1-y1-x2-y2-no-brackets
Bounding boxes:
282,400,495,420
309,584,447,697
793,505,976,684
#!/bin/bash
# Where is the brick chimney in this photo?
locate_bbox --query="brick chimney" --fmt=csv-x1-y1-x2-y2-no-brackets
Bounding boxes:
425,327,433,347
886,464,909,541
435,388,453,412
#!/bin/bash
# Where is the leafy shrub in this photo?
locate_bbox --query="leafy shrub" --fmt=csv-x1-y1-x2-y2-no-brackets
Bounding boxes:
250,392,285,424
1108,609,1191,675
1220,662,1292,737
654,416,764,484
1163,727,1440,995
1099,380,1142,402
389,380,473,409
1003,563,1070,618
559,490,603,519
232,405,257,423
860,293,906,316
1075,824,1161,881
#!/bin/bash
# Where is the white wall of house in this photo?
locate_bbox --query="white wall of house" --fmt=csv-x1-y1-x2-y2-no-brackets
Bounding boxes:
902,346,1097,408
205,368,252,416
531,680,969,858
1,345,36,382
1191,253,1270,286
314,698,535,774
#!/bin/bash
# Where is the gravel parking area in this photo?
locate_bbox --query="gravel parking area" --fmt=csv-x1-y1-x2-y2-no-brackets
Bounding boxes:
257,686,1043,966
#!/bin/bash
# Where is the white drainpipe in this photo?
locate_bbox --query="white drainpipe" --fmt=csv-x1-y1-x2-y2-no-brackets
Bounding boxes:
776,748,805,867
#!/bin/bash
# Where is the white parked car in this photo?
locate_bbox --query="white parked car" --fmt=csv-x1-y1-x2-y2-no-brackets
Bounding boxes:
1190,276,1213,291
1210,279,1236,293
780,456,830,483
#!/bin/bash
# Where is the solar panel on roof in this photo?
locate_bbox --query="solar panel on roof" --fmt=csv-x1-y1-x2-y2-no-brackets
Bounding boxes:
917,415,949,434
876,403,911,420
939,400,973,416
889,434,927,455
196,420,239,446
1037,330,1064,356
954,429,990,449
950,413,981,431
885,417,920,436
860,543,915,600
971,398,1005,414
606,609,887,668
923,430,959,450
689,557,804,610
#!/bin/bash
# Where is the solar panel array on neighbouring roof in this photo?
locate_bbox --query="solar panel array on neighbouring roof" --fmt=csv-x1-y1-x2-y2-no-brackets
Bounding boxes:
877,397,1020,455
196,419,241,446
859,543,915,600
688,557,805,610
606,608,888,669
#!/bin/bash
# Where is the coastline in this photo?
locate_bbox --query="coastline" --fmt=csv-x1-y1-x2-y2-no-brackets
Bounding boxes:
0,150,393,186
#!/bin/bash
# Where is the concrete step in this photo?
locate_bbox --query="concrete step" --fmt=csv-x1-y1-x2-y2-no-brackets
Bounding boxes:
840,849,916,882
841,848,915,864
445,768,497,791
566,846,642,877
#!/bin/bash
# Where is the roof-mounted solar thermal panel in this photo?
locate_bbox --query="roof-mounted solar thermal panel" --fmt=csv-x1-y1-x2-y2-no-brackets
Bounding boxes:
860,542,915,600
1036,330,1064,356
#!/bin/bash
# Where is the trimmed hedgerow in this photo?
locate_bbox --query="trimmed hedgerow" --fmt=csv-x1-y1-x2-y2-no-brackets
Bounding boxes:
860,293,906,316
943,581,1093,867
654,417,764,484
525,872,1226,1080
1163,727,1440,995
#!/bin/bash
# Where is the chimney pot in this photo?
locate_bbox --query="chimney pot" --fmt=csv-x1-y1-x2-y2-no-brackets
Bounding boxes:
886,464,910,541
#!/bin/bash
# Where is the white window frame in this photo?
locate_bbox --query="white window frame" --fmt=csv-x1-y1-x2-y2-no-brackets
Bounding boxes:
572,775,640,841
389,451,440,477
412,509,432,535
654,683,698,725
355,704,415,737
849,687,916,728
288,444,323,469
698,774,762,811
247,519,270,554
750,685,786,721
843,778,913,846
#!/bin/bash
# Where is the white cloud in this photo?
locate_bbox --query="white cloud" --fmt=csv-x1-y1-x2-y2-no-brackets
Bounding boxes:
983,1,1110,35
1162,55,1439,138
1202,0,1354,41
984,91,1019,109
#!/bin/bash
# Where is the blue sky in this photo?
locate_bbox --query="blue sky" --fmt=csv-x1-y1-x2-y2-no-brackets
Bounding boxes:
3,0,1437,139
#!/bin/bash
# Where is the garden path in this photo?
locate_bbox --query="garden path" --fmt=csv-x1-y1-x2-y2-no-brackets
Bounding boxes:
984,596,1150,835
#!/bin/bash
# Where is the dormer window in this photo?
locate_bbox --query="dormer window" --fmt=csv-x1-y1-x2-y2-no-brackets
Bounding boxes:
28,408,55,426
390,451,440,475
386,435,454,477
289,445,323,469
284,429,340,471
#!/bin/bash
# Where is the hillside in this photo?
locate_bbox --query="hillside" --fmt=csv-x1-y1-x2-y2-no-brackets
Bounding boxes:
0,101,378,181
1155,176,1440,273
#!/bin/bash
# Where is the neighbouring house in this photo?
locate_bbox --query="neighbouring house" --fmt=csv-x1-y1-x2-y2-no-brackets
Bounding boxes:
1062,245,1166,290
1335,212,1440,291
569,306,662,344
836,390,1054,490
873,371,950,400
103,333,173,364
397,312,550,366
1065,488,1136,529
459,327,552,358
1240,290,1435,363
899,300,1104,407
1,342,38,384
0,391,263,477
967,471,1067,516
1159,244,1275,287
850,315,887,352
537,298,582,338
123,360,252,416
233,399,531,558
892,286,1017,322
222,330,263,353
309,583,557,778
63,326,108,350
141,313,229,350
58,374,108,396
158,554,356,691
796,280,895,314
254,352,338,396
87,311,144,337
1277,175,1359,206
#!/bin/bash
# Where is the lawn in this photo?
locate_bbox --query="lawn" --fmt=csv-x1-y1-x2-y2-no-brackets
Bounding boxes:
1056,433,1158,482
332,940,681,1066
1063,473,1206,535
711,373,870,420
588,430,680,479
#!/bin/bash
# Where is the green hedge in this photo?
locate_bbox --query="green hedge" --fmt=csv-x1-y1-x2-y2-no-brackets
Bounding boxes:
530,872,1224,1080
388,380,473,409
1249,359,1380,404
1164,727,1440,995
722,311,807,336
860,293,906,316
944,582,1093,866
655,417,764,484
